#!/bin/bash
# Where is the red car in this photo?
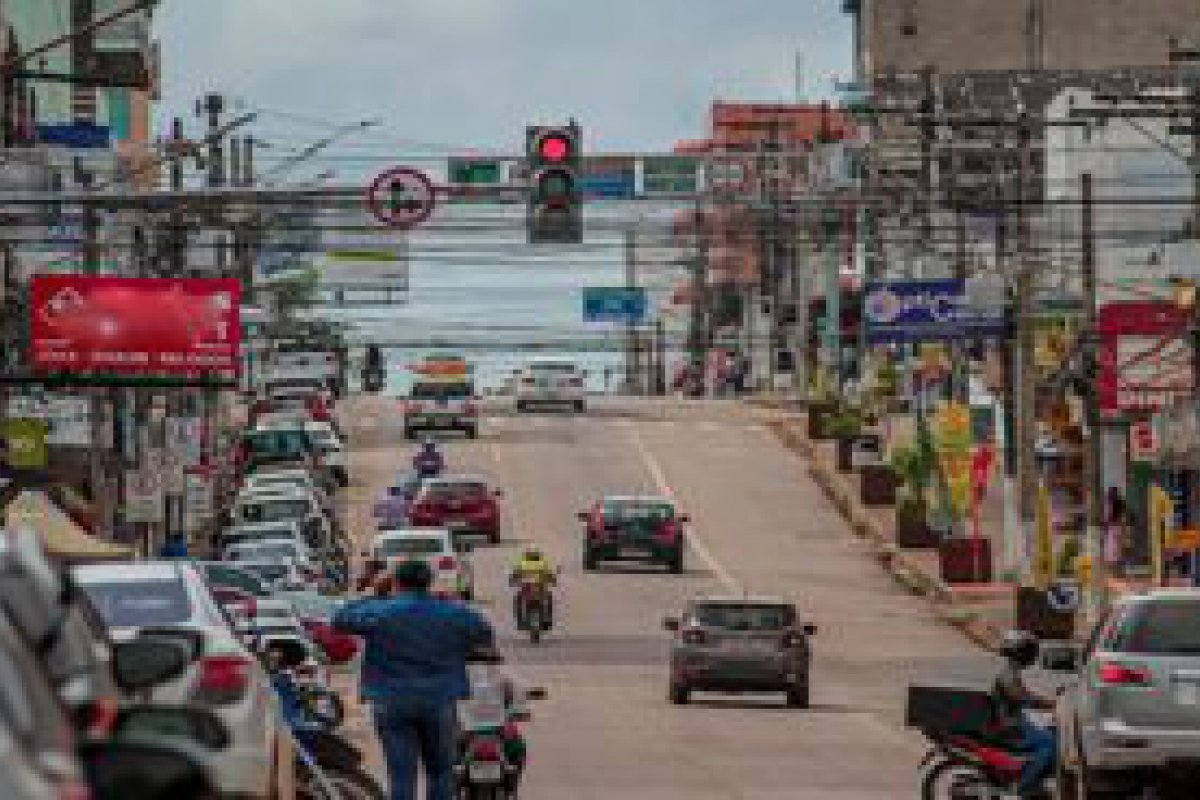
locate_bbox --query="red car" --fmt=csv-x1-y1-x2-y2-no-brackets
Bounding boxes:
407,476,503,544
578,495,688,573
278,591,360,665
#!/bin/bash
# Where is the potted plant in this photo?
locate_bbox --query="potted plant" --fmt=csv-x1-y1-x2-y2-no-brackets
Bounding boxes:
891,446,938,548
807,368,837,440
829,409,864,472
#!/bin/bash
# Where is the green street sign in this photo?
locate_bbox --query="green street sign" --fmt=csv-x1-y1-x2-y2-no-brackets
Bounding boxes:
448,158,502,185
643,156,698,195
4,419,48,470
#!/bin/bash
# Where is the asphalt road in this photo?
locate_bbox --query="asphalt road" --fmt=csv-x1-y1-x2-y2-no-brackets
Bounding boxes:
339,395,996,799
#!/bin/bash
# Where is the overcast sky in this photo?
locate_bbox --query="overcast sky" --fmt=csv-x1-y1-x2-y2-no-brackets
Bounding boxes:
154,1,852,176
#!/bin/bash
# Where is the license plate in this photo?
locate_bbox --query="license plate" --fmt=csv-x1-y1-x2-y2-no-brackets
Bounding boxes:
448,520,469,531
1175,682,1200,706
619,545,650,558
469,762,503,783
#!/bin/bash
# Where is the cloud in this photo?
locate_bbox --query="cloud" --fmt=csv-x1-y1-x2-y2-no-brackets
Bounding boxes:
154,1,851,170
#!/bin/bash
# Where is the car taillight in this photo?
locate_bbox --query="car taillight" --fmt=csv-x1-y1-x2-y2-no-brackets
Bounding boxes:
501,722,521,740
407,400,424,413
193,654,254,704
1096,661,1152,686
682,628,706,645
437,556,456,571
655,520,678,545
470,737,503,762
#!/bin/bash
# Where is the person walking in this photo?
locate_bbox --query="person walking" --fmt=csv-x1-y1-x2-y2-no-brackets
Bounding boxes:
1104,486,1129,578
333,559,495,800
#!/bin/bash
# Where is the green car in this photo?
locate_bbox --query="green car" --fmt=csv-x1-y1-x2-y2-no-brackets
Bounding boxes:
577,495,688,573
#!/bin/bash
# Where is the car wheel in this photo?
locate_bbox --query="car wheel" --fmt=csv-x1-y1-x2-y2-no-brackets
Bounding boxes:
466,426,479,440
574,400,586,413
489,530,501,545
785,681,810,709
403,426,415,440
1074,765,1125,800
667,549,684,574
583,550,597,571
1054,758,1078,800
516,401,527,413
669,683,690,705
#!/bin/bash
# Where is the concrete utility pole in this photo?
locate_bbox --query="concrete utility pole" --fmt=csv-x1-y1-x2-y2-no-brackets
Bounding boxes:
1014,115,1039,582
624,228,638,394
1080,171,1108,620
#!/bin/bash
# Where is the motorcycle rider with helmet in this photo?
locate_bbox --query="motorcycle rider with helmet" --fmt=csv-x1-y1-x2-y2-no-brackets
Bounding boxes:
413,437,445,479
993,630,1057,797
508,547,557,629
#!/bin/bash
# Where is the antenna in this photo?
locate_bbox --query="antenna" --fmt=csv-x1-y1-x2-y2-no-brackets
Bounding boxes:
794,51,806,104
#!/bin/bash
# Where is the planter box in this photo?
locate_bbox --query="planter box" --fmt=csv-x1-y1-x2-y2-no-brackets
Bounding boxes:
896,504,940,549
860,464,896,506
808,402,836,440
939,537,993,584
1015,585,1076,641
836,436,856,472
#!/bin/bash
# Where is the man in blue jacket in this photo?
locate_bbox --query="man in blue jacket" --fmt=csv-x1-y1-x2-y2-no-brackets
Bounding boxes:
333,559,494,800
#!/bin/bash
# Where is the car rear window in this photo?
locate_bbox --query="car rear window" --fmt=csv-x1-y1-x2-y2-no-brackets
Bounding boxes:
604,500,674,522
529,363,576,373
231,542,298,561
244,430,313,458
1107,599,1200,655
241,564,289,583
202,564,270,597
240,498,309,523
377,537,446,557
693,604,795,631
411,382,472,400
424,482,488,501
81,579,192,627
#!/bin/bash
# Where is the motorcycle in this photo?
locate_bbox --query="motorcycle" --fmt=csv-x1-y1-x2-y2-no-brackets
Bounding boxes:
264,639,384,800
512,576,552,644
917,726,1051,800
456,651,544,800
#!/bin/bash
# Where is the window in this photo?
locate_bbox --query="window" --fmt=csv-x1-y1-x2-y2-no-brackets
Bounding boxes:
1107,600,1200,655
378,537,446,557
411,382,472,400
80,579,192,627
604,500,674,523
424,482,488,501
693,604,795,631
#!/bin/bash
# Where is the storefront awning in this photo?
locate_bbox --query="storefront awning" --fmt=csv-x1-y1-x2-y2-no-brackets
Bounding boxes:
4,491,131,562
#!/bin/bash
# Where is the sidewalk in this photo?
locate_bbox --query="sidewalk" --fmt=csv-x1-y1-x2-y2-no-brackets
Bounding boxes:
760,408,1017,649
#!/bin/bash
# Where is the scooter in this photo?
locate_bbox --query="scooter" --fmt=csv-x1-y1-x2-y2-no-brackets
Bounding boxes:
917,725,1053,800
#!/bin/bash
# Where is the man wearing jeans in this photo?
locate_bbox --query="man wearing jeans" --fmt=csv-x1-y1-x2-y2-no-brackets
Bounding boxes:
334,559,494,800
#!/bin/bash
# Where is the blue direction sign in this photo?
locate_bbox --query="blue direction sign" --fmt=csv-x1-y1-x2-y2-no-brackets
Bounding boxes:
864,279,1008,344
580,173,635,199
583,287,648,324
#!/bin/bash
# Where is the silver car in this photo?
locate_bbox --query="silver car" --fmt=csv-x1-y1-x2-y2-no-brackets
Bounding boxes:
1048,588,1200,798
665,595,816,708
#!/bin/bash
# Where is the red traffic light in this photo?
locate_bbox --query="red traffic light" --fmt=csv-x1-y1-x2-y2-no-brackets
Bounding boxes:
537,132,573,164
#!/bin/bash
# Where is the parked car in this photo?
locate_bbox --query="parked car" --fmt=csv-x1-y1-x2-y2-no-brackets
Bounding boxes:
578,495,688,573
224,540,319,582
407,476,503,544
196,561,273,599
402,378,480,439
234,559,311,592
1048,588,1200,797
72,560,296,799
238,427,319,474
514,359,586,412
242,465,336,511
230,488,335,548
369,528,475,600
665,595,815,708
219,519,308,552
277,591,358,665
303,420,348,487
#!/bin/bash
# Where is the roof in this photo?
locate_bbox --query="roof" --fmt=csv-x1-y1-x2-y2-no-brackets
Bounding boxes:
73,561,185,583
692,594,792,607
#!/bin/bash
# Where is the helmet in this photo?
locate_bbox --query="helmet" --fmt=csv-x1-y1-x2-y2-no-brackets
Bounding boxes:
421,438,437,451
998,630,1039,668
523,547,544,562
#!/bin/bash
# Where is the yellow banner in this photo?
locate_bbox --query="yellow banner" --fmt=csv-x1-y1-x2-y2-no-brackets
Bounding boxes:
1033,481,1054,590
1150,485,1174,585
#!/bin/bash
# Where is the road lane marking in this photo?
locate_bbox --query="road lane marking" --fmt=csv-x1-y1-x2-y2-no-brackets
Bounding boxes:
625,425,742,594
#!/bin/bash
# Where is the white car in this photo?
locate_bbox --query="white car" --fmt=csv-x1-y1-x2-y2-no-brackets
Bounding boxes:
232,487,335,549
370,528,475,600
514,360,586,412
234,559,311,592
224,539,317,575
303,420,348,487
221,519,308,552
245,597,306,637
242,466,337,510
73,561,295,799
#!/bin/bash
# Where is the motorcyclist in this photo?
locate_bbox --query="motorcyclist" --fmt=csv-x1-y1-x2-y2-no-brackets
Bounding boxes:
413,438,445,478
508,547,557,628
992,630,1057,797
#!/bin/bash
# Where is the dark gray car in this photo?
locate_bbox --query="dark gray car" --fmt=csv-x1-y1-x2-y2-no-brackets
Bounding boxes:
665,595,816,708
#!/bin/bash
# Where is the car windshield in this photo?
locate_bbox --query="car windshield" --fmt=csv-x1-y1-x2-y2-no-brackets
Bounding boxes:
605,500,674,523
378,536,446,557
240,498,309,522
202,564,270,597
424,483,488,502
411,382,472,400
241,563,289,583
80,578,192,627
693,604,795,631
1108,599,1200,655
231,543,298,561
244,430,312,458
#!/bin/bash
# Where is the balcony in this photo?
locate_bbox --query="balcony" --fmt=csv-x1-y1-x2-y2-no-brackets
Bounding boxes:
89,8,156,90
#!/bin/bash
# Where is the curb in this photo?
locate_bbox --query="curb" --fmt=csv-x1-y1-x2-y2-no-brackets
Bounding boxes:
766,418,1005,651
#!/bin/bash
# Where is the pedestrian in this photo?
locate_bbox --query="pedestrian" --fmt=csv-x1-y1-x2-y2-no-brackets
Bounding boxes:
1104,486,1129,577
334,559,495,800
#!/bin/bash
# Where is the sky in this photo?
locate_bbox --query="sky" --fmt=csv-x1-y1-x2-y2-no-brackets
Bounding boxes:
154,1,853,180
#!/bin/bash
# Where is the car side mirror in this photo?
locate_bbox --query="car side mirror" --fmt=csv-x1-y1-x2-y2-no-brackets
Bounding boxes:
79,739,220,800
494,489,504,497
510,709,532,722
802,623,818,636
663,617,680,632
112,639,190,693
115,706,231,751
678,514,691,523
1040,643,1081,673
525,686,547,701
576,511,590,522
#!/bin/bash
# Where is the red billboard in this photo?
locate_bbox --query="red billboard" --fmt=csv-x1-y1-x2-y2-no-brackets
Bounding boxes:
1097,301,1191,415
30,276,241,377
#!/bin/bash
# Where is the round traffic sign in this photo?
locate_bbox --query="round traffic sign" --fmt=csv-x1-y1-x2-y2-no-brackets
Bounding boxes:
367,167,436,229
1046,579,1080,613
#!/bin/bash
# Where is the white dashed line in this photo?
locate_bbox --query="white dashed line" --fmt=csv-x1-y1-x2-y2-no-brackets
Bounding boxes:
625,424,742,594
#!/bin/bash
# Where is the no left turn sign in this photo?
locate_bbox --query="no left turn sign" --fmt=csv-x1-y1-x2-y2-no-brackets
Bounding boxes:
366,167,436,229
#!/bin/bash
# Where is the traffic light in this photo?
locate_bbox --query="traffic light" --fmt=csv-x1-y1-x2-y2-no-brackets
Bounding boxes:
526,123,582,244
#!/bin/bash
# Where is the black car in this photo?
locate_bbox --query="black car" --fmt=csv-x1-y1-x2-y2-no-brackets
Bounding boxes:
578,495,688,573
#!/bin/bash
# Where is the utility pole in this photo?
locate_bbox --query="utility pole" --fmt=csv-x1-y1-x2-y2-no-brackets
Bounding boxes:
687,201,709,386
1014,115,1039,582
624,228,638,395
1080,172,1108,620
